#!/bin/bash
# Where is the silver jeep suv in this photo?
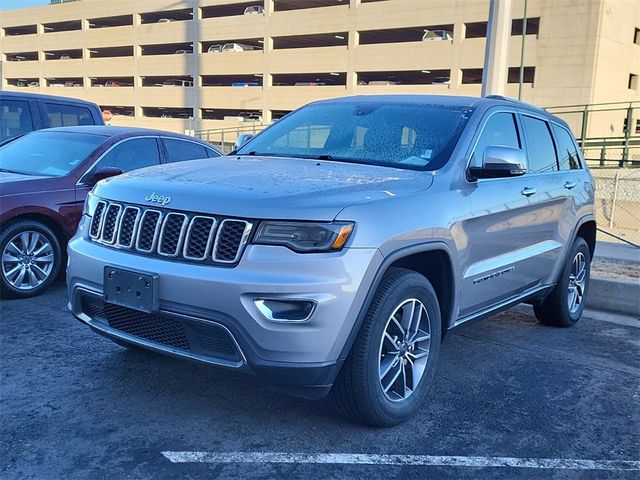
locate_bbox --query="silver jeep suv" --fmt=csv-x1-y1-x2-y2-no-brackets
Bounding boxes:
68,95,595,426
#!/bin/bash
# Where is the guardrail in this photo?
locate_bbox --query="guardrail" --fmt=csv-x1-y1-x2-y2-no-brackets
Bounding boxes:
194,122,270,153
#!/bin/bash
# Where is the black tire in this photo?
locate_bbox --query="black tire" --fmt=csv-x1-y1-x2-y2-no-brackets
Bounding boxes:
0,220,62,299
534,237,591,327
331,268,441,427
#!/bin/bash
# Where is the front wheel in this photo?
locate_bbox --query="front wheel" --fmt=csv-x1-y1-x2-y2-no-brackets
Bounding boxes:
534,237,591,327
0,220,62,299
331,268,441,427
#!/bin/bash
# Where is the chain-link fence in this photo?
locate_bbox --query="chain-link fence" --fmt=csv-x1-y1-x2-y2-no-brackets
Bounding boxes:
592,169,640,246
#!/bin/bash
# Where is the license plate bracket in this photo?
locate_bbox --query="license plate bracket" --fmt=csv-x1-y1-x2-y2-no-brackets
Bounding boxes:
103,266,159,313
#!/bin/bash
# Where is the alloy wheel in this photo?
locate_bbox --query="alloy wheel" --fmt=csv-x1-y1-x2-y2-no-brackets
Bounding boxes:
2,231,55,290
378,298,431,402
567,251,587,314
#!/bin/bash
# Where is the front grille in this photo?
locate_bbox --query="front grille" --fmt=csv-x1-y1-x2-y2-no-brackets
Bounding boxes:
136,210,162,253
90,200,252,265
117,206,140,248
89,201,106,238
104,303,190,350
184,216,217,260
158,213,187,256
81,298,241,361
101,204,121,244
214,220,252,263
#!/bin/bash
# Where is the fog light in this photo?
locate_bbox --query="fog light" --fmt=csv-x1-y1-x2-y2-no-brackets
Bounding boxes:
254,299,316,322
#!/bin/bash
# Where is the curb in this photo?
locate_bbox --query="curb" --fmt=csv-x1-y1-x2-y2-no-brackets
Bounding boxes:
587,276,640,317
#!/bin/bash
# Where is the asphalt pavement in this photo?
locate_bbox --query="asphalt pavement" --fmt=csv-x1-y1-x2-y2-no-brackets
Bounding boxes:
1,283,639,480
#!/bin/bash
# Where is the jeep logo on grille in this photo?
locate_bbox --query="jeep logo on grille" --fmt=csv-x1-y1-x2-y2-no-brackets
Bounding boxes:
145,192,172,206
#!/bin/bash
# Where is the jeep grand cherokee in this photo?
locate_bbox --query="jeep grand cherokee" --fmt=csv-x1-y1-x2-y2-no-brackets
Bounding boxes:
67,95,595,426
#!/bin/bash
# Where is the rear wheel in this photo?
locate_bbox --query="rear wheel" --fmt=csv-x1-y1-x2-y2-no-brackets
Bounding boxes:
331,268,441,427
0,220,62,299
534,237,591,327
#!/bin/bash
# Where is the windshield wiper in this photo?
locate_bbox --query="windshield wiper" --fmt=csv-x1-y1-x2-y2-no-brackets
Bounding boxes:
0,168,23,174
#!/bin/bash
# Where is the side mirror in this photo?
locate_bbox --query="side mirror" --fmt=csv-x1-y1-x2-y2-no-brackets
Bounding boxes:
468,146,526,180
90,167,123,185
234,133,253,150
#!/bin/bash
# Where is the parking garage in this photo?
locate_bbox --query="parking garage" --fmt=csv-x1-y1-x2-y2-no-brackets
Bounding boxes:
43,20,81,33
99,105,135,117
357,70,450,85
141,76,194,87
6,78,39,88
142,107,194,119
5,52,39,62
272,72,346,86
141,43,193,56
272,32,348,49
201,108,263,121
88,15,133,29
201,39,263,53
140,9,193,25
45,77,83,87
90,77,134,87
201,75,262,87
43,49,82,60
201,2,263,19
2,24,37,36
88,46,134,59
273,0,345,12
359,25,453,45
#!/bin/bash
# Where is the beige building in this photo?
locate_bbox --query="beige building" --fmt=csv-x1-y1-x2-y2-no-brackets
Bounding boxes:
0,0,639,136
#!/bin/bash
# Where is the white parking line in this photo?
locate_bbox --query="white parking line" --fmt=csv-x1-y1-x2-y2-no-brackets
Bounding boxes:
161,451,640,471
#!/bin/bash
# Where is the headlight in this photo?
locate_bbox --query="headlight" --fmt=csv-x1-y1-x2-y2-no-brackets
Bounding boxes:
253,221,354,252
82,191,99,217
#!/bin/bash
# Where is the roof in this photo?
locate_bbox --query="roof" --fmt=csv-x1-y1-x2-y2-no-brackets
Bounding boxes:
311,94,548,115
0,90,100,107
42,125,212,143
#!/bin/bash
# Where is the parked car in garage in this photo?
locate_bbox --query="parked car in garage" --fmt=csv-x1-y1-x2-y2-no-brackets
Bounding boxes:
0,91,104,142
0,126,221,298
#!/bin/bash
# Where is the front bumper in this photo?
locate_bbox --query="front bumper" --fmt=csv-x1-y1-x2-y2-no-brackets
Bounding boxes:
67,230,382,398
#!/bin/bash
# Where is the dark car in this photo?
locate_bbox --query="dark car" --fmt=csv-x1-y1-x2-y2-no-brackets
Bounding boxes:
0,91,105,142
0,126,221,298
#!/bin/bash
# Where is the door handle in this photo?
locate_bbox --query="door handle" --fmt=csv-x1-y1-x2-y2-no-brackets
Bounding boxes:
521,186,537,197
564,181,577,190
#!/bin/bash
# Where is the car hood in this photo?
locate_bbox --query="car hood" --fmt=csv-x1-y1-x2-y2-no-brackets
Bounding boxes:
0,171,65,197
93,156,433,220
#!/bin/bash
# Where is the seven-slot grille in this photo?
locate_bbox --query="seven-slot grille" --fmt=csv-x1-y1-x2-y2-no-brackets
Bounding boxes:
89,200,252,265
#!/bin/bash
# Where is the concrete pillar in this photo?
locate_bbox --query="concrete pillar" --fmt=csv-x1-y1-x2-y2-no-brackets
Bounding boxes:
481,0,512,97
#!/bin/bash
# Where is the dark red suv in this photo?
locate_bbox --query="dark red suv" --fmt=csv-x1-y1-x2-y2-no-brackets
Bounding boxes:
0,126,221,298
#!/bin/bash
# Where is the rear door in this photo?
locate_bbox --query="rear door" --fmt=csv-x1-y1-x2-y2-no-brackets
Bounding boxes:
0,97,40,141
459,109,552,318
161,138,220,163
42,102,96,128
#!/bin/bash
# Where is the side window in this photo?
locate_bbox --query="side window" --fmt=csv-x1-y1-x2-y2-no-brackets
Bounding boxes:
470,112,521,168
164,139,209,163
522,116,558,173
85,138,160,180
0,100,34,141
552,124,582,170
206,147,221,158
45,103,94,127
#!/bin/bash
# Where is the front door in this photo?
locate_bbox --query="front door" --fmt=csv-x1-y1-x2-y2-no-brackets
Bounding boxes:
459,110,559,319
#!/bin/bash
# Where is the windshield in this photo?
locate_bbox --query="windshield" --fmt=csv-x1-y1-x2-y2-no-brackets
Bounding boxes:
237,102,473,170
0,131,107,177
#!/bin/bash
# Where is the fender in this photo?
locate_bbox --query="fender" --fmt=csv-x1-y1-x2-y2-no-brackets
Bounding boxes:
337,241,458,362
549,213,597,286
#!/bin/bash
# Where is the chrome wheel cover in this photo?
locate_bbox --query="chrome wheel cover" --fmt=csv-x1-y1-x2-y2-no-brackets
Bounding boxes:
378,298,431,402
567,251,587,314
2,231,55,290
